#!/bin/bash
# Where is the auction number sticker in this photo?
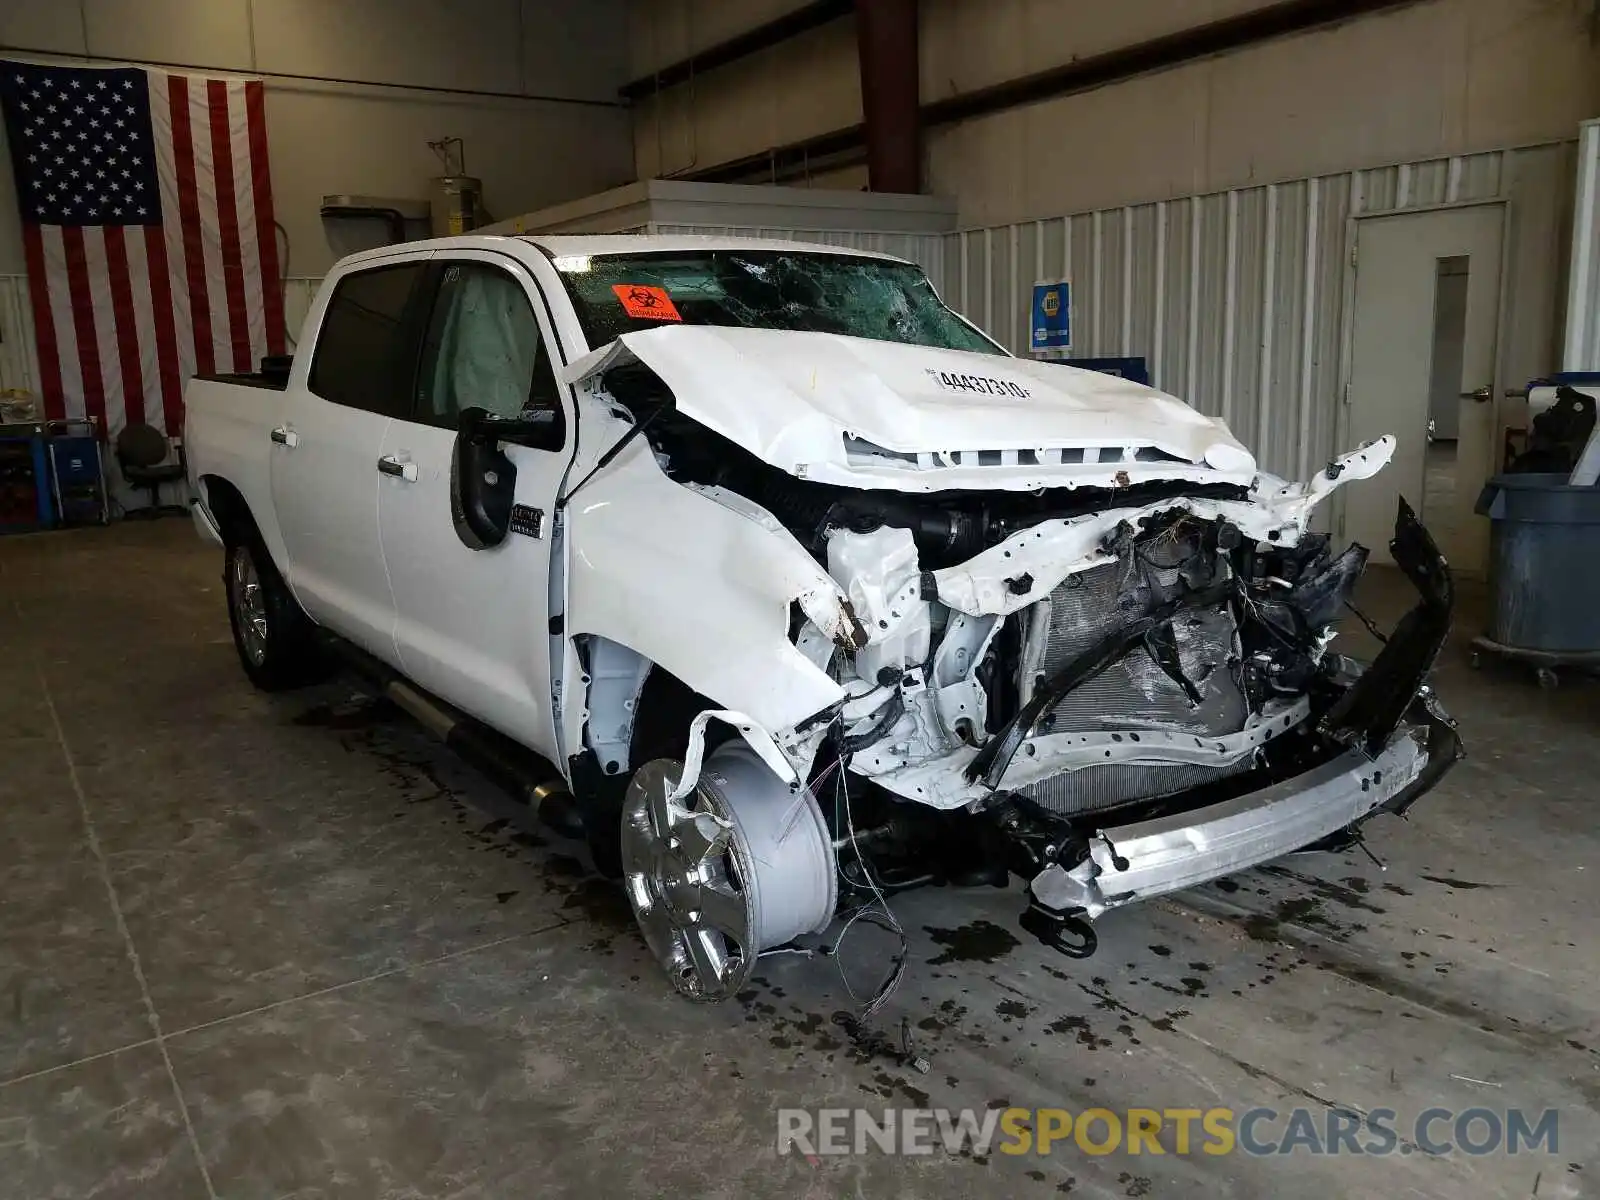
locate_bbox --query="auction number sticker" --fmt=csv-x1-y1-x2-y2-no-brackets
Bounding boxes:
612,284,682,321
925,368,1031,399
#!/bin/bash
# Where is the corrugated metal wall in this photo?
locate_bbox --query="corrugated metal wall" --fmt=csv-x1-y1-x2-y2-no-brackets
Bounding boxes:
940,142,1576,480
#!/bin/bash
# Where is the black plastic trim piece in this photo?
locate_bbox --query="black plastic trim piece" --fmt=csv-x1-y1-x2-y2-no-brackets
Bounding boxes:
1320,498,1454,756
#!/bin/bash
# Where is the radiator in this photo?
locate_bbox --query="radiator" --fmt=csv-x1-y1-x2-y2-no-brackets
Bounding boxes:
1020,559,1249,817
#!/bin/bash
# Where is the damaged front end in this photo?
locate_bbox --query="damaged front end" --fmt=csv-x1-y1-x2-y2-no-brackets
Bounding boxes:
805,476,1462,956
1016,499,1461,948
684,446,1456,967
571,328,1461,990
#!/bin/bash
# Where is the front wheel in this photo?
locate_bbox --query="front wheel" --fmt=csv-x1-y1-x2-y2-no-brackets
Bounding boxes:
224,537,325,691
619,743,837,1002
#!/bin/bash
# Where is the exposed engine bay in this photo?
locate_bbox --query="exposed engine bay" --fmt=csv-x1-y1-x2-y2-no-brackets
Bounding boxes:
575,332,1462,1003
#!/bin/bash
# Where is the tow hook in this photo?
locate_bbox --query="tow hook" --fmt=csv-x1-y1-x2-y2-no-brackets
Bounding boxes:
1019,903,1099,960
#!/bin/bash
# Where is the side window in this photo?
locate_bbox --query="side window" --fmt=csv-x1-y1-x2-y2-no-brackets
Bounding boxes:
308,263,426,415
414,261,567,442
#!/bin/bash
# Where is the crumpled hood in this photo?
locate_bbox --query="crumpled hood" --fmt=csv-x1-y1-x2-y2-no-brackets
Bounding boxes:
565,325,1257,492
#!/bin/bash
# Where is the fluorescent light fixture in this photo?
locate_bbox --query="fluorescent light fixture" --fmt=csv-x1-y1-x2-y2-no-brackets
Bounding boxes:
553,255,592,274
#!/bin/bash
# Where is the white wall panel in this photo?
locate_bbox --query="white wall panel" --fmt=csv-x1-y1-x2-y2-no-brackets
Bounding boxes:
628,0,1600,230
1564,120,1600,371
629,0,807,79
0,1,635,277
262,85,632,276
631,17,861,181
0,274,40,398
939,143,1575,481
920,0,1277,99
85,0,256,70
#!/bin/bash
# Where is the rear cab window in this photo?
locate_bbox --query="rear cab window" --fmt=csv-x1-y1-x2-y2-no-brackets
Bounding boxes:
308,262,429,416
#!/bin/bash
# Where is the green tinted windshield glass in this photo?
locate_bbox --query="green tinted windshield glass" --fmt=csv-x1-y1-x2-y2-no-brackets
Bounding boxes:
553,250,1003,355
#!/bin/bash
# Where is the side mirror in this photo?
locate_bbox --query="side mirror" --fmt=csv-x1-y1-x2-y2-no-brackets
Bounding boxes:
476,405,565,451
450,406,560,550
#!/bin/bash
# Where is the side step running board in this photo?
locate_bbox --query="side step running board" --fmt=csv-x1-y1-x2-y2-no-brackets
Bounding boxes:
324,637,584,839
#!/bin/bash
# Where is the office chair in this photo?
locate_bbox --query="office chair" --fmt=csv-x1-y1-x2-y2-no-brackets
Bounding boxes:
115,423,187,518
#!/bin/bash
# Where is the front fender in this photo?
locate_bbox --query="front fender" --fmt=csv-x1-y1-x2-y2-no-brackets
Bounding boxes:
564,437,848,740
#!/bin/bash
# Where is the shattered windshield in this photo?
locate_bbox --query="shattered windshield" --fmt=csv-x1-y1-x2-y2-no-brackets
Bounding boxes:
552,249,1004,355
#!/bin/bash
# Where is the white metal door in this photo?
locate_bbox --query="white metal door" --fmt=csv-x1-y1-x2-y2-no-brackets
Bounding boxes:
378,254,570,761
269,258,431,663
269,394,393,657
1343,205,1504,572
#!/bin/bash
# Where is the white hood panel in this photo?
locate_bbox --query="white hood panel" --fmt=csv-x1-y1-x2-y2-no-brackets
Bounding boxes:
566,326,1257,492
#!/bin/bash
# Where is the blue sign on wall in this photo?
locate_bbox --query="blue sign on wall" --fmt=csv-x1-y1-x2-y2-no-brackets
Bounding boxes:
1030,280,1072,353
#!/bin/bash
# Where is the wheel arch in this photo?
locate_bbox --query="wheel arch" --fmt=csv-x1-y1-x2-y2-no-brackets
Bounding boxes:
568,633,830,880
574,635,753,778
197,474,254,541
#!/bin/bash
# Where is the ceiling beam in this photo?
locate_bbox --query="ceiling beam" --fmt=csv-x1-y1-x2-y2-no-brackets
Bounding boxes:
619,0,855,102
855,0,922,193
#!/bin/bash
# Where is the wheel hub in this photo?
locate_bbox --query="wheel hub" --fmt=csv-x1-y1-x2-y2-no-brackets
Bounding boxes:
653,844,707,921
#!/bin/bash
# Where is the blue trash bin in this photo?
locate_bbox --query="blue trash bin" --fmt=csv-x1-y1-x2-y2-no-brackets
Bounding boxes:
1475,473,1600,652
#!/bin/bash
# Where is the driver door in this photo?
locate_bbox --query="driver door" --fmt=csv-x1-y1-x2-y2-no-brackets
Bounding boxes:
376,253,572,760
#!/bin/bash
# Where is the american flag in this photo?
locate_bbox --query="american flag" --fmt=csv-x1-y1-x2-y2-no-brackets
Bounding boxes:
0,61,286,437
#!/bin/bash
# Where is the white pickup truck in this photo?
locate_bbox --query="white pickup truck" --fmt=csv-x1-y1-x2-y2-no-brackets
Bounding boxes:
185,234,1460,1001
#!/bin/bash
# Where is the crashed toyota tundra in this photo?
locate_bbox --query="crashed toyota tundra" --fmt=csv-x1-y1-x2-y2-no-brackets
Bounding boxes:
184,236,1462,1003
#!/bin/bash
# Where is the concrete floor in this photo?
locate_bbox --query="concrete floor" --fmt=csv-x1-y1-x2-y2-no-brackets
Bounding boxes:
0,521,1595,1199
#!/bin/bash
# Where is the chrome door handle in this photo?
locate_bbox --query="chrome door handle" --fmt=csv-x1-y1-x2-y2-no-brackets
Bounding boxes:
377,455,418,482
1459,385,1494,403
270,426,299,447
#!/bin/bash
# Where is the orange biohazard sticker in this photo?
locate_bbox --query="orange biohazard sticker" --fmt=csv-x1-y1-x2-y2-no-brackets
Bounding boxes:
612,284,682,322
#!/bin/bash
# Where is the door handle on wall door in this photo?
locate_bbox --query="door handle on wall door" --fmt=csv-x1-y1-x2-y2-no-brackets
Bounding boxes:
1459,386,1494,403
270,427,299,447
377,455,418,482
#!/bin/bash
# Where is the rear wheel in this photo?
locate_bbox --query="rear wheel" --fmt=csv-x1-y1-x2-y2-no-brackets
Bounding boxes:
223,534,326,691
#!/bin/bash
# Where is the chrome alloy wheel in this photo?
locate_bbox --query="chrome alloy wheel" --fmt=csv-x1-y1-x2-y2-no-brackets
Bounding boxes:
621,758,753,1001
621,745,837,1002
229,545,269,666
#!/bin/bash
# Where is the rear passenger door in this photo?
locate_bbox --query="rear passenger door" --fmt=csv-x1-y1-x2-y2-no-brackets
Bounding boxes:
376,253,572,758
271,256,431,662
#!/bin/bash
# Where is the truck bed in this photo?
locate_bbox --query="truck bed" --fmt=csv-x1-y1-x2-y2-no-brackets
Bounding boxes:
184,373,290,568
194,354,293,392
194,370,288,391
